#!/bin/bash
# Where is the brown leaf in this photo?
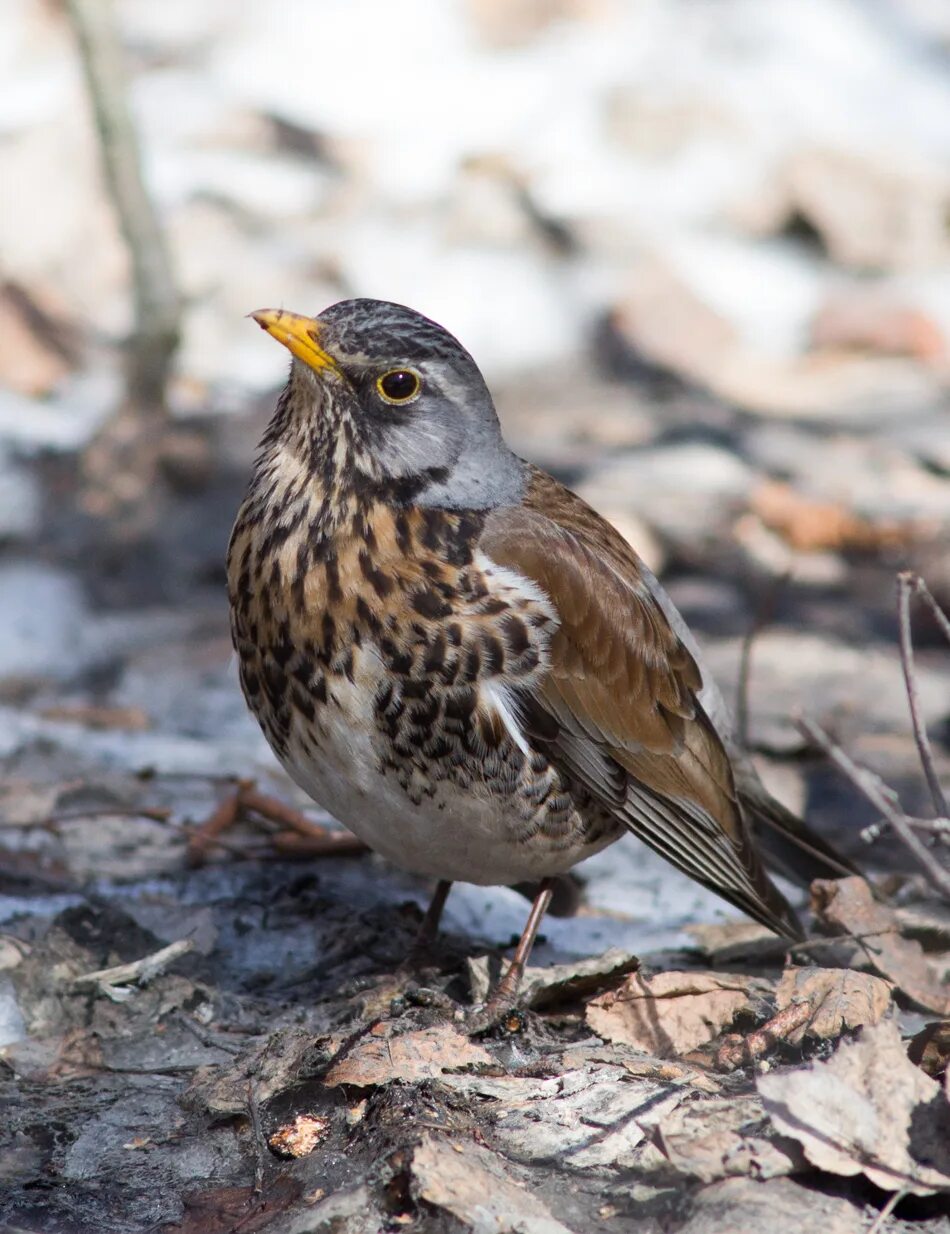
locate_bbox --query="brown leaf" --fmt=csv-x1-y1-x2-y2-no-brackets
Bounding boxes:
163,1176,301,1234
183,1029,340,1117
267,1113,329,1159
774,966,893,1043
758,1019,950,1195
812,877,950,1014
586,971,770,1056
750,480,916,552
0,280,79,396
38,704,151,731
657,1094,805,1182
907,1020,950,1080
324,1023,492,1088
411,1133,574,1234
468,947,640,1009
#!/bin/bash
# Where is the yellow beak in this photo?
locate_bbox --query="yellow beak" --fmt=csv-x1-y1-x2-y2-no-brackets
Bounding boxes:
250,308,341,374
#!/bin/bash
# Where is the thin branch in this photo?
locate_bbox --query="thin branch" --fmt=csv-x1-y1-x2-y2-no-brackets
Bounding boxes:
796,715,950,901
69,939,194,1001
907,573,950,645
867,1188,906,1234
247,1080,266,1194
897,572,948,817
735,573,786,748
66,0,180,412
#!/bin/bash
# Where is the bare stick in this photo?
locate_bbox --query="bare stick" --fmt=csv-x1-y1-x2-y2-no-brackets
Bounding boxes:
735,573,786,748
897,573,948,818
796,715,950,900
247,1080,266,1194
866,1188,905,1234
907,573,950,646
69,939,194,1000
66,0,180,411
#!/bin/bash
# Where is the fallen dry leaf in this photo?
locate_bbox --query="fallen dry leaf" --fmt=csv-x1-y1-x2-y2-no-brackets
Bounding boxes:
812,877,950,1014
324,1023,492,1088
411,1133,574,1234
0,280,79,396
468,947,639,1009
38,704,151,731
750,479,916,552
907,1020,950,1080
773,966,893,1043
166,1176,301,1234
267,1113,329,1159
685,920,784,964
587,971,770,1056
758,1018,950,1195
657,1093,804,1183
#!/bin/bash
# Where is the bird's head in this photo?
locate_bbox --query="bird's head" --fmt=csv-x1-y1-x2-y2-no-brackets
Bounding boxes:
252,299,523,509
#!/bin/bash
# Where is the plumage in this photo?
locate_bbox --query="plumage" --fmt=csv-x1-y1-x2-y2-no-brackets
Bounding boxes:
229,299,857,999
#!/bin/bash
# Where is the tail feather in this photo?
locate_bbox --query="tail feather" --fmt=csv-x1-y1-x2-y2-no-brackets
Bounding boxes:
741,783,861,889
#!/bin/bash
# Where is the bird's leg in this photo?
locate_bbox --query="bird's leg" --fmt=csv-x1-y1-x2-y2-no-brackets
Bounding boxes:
482,877,554,1015
400,880,453,978
416,879,453,949
188,779,365,865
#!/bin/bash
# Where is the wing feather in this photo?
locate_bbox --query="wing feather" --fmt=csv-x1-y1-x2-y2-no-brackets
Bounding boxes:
480,468,802,939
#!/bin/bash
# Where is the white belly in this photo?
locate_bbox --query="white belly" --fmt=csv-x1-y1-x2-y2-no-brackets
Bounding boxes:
278,658,616,885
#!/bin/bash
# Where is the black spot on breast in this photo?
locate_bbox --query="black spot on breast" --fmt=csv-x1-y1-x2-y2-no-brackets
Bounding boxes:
481,634,505,675
501,613,531,656
462,645,481,681
380,638,413,676
395,511,412,554
355,595,381,634
423,632,447,673
411,588,451,619
292,688,315,723
359,551,394,598
444,690,477,723
324,555,343,603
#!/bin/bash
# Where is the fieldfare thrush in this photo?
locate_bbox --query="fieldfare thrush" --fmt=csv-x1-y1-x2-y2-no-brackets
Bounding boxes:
229,299,854,1009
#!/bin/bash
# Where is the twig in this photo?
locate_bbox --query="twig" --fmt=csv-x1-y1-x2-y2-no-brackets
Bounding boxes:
69,938,194,1001
715,1000,813,1071
866,1187,906,1234
247,1080,266,1194
735,574,786,748
66,0,180,411
796,715,950,901
897,573,949,818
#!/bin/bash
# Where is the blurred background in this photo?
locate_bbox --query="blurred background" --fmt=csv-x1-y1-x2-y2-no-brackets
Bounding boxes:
1,0,949,936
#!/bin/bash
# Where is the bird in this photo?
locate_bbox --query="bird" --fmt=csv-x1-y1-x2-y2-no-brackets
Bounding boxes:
228,298,855,1011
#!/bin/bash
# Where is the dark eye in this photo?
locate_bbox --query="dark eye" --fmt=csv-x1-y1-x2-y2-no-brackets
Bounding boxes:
376,369,421,404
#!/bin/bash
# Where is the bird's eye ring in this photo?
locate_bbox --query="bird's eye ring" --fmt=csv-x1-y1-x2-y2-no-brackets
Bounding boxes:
376,369,421,404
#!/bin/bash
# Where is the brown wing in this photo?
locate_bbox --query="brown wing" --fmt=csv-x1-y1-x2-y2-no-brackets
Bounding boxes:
480,467,802,940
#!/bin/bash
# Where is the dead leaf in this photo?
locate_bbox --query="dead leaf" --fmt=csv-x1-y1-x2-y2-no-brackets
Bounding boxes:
907,1020,950,1080
758,1019,950,1195
268,1114,329,1159
657,1094,805,1182
164,1176,301,1234
411,1133,575,1234
0,280,79,396
183,1029,341,1117
812,877,950,1014
774,966,893,1043
685,920,784,964
586,971,770,1056
38,704,151,731
750,480,916,552
324,1023,492,1088
468,947,640,1009
677,1175,867,1234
